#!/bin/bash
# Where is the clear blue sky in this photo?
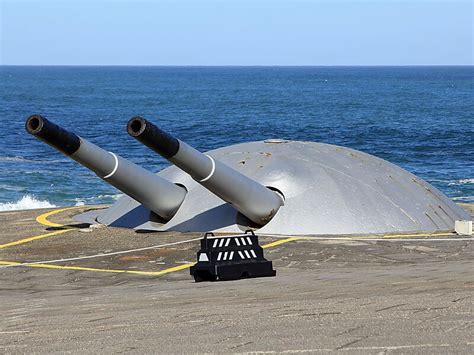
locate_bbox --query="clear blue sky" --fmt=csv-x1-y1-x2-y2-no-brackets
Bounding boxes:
0,0,472,65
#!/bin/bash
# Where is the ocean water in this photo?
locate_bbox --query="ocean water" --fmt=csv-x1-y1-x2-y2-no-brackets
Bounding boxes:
0,66,472,211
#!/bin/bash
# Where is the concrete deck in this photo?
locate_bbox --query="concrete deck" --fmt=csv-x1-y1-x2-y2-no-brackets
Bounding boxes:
0,204,473,354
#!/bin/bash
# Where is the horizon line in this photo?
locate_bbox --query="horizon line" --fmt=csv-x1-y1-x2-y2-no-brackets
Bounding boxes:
1,64,473,67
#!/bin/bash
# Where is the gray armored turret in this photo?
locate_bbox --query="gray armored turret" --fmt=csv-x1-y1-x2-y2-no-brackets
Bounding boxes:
26,115,471,236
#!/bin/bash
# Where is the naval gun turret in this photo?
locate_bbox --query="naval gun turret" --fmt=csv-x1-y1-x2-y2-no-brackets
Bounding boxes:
25,115,186,220
25,114,471,236
127,117,284,226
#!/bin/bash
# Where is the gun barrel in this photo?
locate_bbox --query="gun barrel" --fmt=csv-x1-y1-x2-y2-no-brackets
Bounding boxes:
127,117,283,225
26,115,186,220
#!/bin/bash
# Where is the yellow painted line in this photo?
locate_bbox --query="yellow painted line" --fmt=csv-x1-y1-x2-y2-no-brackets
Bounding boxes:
36,206,83,228
355,232,456,240
3,202,460,278
3,204,301,276
0,236,300,276
142,237,299,276
151,262,196,275
0,260,197,276
284,232,456,241
0,229,71,250
0,207,83,250
149,237,299,275
262,237,299,248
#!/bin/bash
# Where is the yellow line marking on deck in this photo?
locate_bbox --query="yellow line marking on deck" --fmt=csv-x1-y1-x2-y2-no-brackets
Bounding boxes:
262,237,299,248
36,206,82,228
0,229,72,250
0,207,83,250
323,232,456,240
261,231,460,241
375,232,456,239
0,235,300,276
4,204,468,278
152,263,196,275
0,260,194,276
2,237,203,266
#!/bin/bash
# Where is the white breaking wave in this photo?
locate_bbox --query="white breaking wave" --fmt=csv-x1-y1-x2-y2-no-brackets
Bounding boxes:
0,156,68,164
448,178,474,186
70,194,123,206
0,195,57,211
452,196,474,202
0,156,34,162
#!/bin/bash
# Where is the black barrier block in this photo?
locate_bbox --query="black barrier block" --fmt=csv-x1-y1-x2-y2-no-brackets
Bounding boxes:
190,230,276,282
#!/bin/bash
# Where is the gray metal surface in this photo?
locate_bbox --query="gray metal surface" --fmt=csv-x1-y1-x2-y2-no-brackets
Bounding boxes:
81,140,470,235
167,140,284,225
72,140,186,220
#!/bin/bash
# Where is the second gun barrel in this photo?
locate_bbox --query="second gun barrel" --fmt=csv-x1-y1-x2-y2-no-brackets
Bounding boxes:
127,116,283,225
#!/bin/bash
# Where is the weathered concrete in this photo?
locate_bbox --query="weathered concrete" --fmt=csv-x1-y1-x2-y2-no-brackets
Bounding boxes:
0,205,472,354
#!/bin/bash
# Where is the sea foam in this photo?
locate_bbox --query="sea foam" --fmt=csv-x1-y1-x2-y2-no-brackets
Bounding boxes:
0,156,34,162
452,196,474,202
70,194,122,207
448,178,474,186
0,195,57,211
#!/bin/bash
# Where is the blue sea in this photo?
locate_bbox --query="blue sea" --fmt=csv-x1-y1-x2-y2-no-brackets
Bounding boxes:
0,66,472,211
